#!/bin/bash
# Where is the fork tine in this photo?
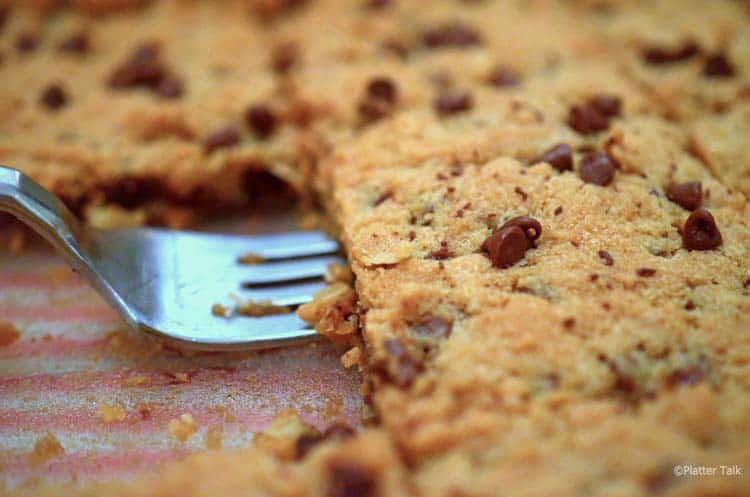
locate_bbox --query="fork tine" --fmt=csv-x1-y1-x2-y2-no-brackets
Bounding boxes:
241,255,344,286
239,280,328,306
140,228,339,260
243,230,340,260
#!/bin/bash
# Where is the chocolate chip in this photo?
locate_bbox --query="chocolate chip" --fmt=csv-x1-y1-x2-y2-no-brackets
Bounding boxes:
579,152,616,186
703,52,735,78
155,75,183,99
482,225,528,268
58,32,89,54
422,22,481,48
434,90,472,116
204,126,241,154
373,191,392,206
664,365,706,388
588,94,621,117
327,462,376,497
252,0,307,20
358,99,389,124
366,77,397,104
365,0,390,9
514,186,528,201
382,339,422,387
554,206,563,216
531,143,573,172
614,372,637,394
244,104,277,139
642,41,699,64
39,84,68,111
499,216,542,245
682,208,722,251
568,103,609,134
271,42,298,74
108,42,165,89
427,241,451,260
16,31,39,53
295,431,324,460
598,250,614,266
636,268,656,277
684,300,695,310
412,316,452,339
665,181,701,211
487,65,520,87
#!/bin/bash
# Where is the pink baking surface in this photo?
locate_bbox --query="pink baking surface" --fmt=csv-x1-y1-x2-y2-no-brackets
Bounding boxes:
0,240,362,488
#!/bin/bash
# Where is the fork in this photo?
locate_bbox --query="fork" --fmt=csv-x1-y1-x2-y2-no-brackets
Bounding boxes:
0,165,342,350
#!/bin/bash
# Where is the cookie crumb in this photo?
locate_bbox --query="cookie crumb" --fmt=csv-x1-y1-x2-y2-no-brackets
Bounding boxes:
236,299,291,317
30,433,65,466
204,425,223,450
122,373,151,387
169,413,198,442
298,283,358,341
0,321,20,347
98,403,126,423
341,346,362,368
238,252,265,264
211,303,232,317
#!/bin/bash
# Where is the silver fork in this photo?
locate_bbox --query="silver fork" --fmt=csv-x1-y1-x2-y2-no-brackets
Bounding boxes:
0,165,341,350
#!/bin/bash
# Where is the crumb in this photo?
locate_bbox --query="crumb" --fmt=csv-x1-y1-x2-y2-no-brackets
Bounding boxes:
30,433,65,466
169,413,198,442
324,397,343,419
236,299,291,317
204,425,223,450
211,303,232,317
214,298,291,318
98,402,126,423
297,283,358,342
341,346,362,369
47,266,73,285
254,411,314,460
238,252,265,264
122,373,152,387
172,372,190,383
0,321,20,347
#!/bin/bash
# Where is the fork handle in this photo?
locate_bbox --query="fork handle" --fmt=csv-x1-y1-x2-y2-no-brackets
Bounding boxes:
0,165,89,267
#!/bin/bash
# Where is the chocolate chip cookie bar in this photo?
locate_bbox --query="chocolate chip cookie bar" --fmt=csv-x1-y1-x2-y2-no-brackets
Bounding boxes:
323,100,750,496
1,1,304,226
